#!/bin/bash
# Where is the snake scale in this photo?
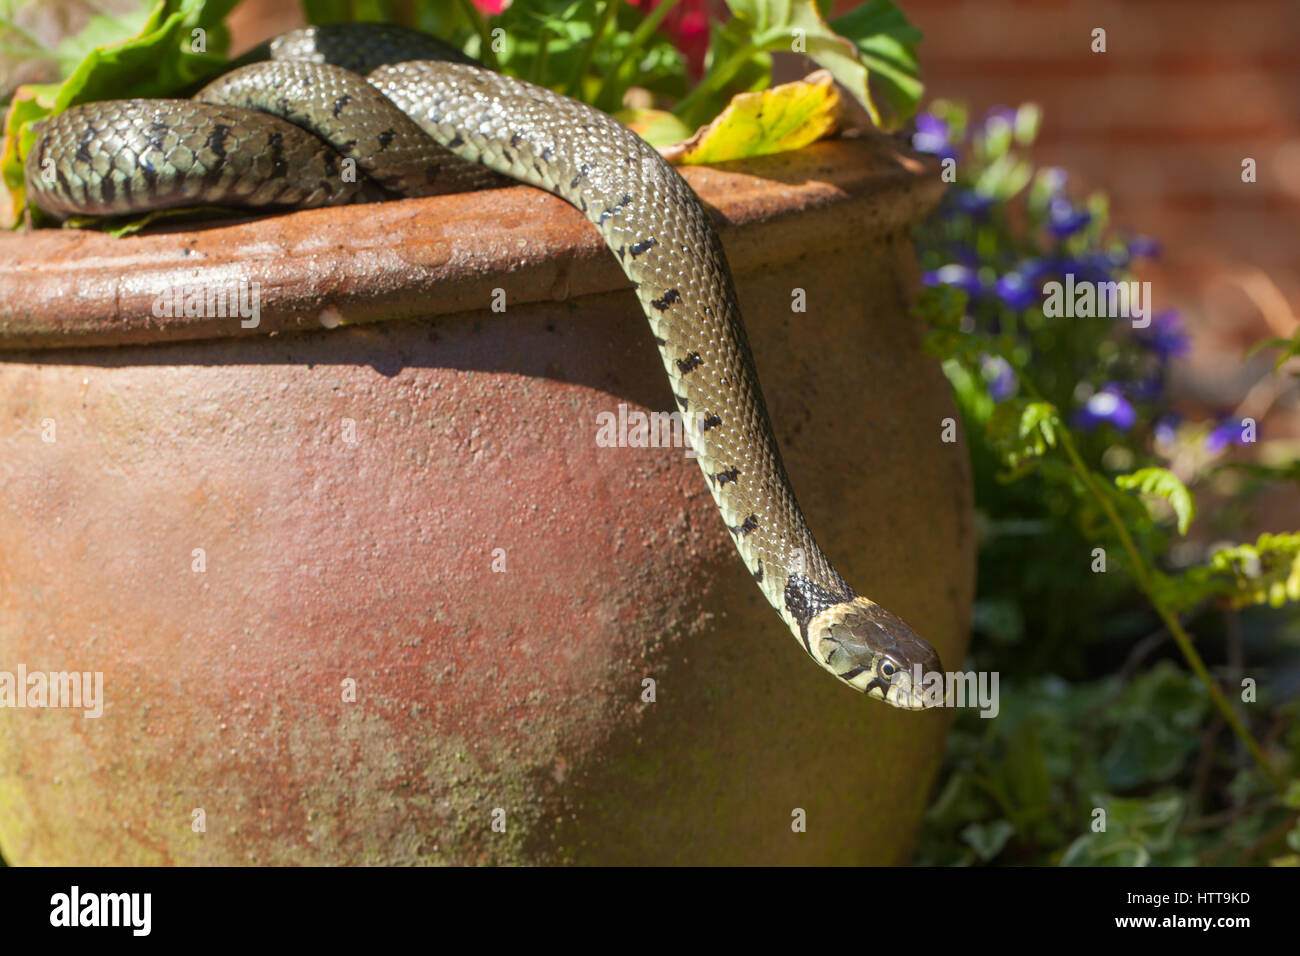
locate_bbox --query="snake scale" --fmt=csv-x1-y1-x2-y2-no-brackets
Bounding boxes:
24,23,942,708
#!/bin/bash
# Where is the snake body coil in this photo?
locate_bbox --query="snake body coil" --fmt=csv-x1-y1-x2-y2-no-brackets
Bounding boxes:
25,24,942,707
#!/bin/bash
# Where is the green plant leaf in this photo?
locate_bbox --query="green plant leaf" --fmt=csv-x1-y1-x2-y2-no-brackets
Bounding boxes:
2,0,238,226
663,69,842,164
830,0,923,126
1115,467,1195,535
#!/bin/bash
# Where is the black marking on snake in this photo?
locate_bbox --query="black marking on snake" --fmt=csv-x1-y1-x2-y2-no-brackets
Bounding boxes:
730,514,759,538
99,171,116,204
377,129,396,151
616,245,626,261
700,413,722,431
838,666,869,681
447,133,465,148
653,336,667,346
865,677,891,697
784,575,851,654
630,237,658,258
675,394,689,411
55,166,75,205
570,163,590,189
651,289,681,311
675,352,703,374
541,147,554,162
501,148,514,164
267,131,288,179
339,139,358,155
597,194,632,226
332,94,351,118
753,560,764,584
75,126,96,165
711,467,740,486
201,124,232,191
510,132,522,149
206,124,231,161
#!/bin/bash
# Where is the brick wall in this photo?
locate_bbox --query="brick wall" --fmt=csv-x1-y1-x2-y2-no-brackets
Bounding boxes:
875,0,1300,405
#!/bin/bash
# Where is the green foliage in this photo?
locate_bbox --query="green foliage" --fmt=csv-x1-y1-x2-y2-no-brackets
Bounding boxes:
916,666,1300,866
4,0,924,224
913,100,1300,865
2,0,237,221
1115,467,1194,535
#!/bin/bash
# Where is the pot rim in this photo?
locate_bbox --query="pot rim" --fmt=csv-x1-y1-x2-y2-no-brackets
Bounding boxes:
0,135,940,351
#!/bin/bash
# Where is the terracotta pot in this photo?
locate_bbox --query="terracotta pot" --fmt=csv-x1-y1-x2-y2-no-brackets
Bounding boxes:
0,136,971,865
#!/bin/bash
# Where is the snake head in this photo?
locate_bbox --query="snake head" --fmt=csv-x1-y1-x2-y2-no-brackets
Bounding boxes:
808,597,942,709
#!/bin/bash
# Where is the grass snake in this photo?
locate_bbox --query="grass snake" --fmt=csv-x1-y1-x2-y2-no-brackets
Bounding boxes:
24,23,942,708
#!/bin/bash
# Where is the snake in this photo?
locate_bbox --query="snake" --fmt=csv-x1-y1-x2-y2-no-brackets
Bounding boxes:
23,22,942,708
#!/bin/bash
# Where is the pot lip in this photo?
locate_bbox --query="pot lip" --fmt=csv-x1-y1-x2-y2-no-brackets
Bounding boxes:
0,135,941,352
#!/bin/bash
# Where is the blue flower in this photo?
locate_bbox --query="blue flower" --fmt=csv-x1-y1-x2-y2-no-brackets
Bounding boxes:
980,354,1017,401
912,113,957,161
1127,236,1162,259
1206,419,1249,453
923,263,982,298
1154,414,1181,448
1074,385,1137,431
1125,374,1165,402
952,188,995,217
983,105,1016,128
1137,309,1190,359
1016,258,1055,283
993,271,1039,311
1047,196,1091,238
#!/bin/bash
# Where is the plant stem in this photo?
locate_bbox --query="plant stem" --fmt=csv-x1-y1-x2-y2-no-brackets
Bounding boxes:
454,0,498,70
563,0,622,98
671,35,771,125
593,0,683,111
1054,426,1285,791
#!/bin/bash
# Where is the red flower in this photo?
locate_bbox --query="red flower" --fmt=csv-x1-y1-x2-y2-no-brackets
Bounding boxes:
629,0,713,79
471,0,511,14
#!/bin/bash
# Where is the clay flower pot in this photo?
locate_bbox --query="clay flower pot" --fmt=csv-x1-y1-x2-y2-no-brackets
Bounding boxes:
0,136,972,865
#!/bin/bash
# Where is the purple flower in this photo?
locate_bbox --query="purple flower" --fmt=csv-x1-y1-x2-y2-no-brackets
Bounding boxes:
1128,236,1162,259
923,264,982,298
984,105,1016,128
1047,196,1091,238
1206,419,1250,453
913,113,957,161
1038,167,1068,196
1054,252,1112,284
980,354,1017,401
1074,385,1137,431
993,271,1039,311
1136,310,1190,359
1125,374,1165,402
1016,258,1055,283
953,188,995,217
1154,414,1180,448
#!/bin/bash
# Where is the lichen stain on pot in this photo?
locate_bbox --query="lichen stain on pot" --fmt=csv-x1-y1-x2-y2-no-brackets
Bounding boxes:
0,138,970,865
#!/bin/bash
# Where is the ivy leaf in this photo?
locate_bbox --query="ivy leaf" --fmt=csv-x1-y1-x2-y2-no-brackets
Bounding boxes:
1115,467,1195,535
960,820,1015,862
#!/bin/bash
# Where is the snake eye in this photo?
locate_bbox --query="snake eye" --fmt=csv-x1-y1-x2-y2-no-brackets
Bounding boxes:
880,660,897,680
